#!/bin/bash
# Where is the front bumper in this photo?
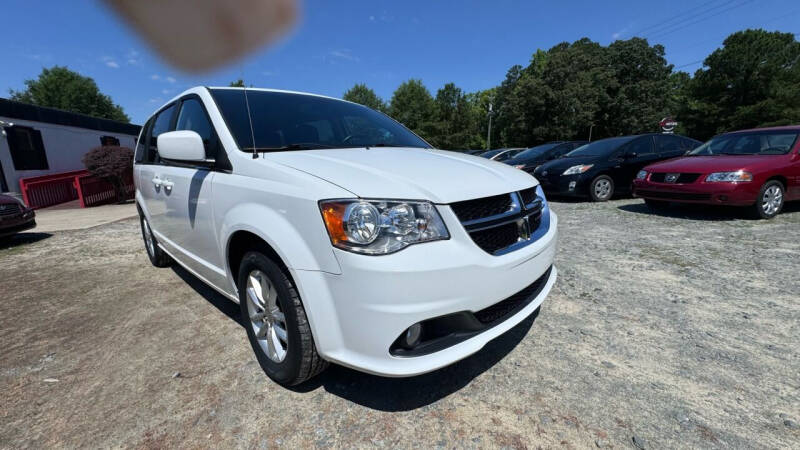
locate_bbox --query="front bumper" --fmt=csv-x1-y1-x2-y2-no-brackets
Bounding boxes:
633,179,757,206
292,208,558,377
0,213,36,237
536,172,588,197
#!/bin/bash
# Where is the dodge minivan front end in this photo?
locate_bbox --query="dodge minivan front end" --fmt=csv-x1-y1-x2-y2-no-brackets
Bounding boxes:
296,185,557,376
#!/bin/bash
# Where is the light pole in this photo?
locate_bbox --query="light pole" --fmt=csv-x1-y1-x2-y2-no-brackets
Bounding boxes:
486,102,493,150
588,124,594,142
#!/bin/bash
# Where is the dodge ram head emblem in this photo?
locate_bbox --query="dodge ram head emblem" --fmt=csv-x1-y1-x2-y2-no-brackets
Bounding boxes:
665,173,680,183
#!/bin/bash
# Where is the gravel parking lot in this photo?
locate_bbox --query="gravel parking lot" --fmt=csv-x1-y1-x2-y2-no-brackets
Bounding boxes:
1,198,798,448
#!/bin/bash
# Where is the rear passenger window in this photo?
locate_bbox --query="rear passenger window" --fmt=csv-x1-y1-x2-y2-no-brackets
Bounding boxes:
626,136,654,156
656,135,682,153
176,98,217,159
148,104,176,163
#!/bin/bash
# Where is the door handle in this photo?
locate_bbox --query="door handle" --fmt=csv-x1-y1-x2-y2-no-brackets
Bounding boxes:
151,176,162,188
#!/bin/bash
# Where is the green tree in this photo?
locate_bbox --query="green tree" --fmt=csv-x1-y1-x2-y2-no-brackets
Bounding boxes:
388,79,437,141
432,83,479,149
229,79,246,87
10,66,129,122
684,29,800,139
342,83,387,112
602,38,673,136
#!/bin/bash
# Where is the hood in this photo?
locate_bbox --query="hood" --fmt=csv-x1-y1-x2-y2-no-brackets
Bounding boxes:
0,194,19,205
506,154,549,166
265,147,537,203
645,155,786,173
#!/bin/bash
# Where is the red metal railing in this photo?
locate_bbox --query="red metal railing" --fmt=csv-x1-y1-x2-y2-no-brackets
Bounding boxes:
19,170,87,209
75,172,135,208
19,170,134,209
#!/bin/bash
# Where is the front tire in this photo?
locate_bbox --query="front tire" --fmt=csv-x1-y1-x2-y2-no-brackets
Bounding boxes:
751,180,784,219
238,251,328,386
139,213,171,267
589,175,614,202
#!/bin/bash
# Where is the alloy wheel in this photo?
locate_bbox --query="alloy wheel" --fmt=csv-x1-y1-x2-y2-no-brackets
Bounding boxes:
142,218,155,257
246,270,288,363
761,185,783,216
594,179,612,199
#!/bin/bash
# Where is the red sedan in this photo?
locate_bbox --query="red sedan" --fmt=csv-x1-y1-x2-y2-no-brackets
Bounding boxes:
633,126,800,219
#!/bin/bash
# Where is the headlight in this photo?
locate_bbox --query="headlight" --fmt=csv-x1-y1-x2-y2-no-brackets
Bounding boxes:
562,164,593,176
705,171,753,182
636,170,648,180
319,199,449,255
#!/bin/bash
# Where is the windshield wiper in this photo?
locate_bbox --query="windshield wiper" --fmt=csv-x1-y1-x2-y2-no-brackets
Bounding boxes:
367,143,404,148
243,143,334,154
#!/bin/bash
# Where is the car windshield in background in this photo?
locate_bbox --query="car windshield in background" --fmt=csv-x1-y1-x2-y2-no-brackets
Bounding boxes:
565,136,635,157
515,143,560,159
689,131,799,156
209,89,430,152
480,149,504,158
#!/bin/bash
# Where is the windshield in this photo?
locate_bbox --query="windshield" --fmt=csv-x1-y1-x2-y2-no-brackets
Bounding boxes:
210,88,430,151
565,136,636,157
513,143,560,160
689,131,799,156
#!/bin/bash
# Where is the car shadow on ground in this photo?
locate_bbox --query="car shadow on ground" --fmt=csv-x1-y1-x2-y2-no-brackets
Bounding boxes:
171,264,539,412
618,200,800,221
0,232,53,250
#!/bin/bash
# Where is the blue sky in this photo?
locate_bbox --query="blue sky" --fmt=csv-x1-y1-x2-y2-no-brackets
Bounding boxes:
1,0,798,124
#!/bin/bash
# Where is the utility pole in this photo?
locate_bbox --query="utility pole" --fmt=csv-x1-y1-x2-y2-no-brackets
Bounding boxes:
588,124,594,142
486,102,493,150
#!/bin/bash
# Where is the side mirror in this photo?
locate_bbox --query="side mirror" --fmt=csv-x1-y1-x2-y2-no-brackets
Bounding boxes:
157,130,207,162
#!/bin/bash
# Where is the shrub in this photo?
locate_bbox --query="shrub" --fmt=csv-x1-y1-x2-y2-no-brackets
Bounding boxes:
82,146,134,203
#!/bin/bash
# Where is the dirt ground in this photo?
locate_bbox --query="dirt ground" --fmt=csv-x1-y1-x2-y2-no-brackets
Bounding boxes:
1,198,798,449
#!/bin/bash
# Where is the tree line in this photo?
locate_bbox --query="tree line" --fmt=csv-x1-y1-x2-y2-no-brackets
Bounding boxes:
344,29,800,149
7,29,798,149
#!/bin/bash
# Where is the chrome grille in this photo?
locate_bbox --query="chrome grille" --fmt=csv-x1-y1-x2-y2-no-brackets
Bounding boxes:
450,188,544,255
0,203,22,216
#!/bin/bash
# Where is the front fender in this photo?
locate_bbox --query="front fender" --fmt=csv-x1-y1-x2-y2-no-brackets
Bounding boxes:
219,202,342,281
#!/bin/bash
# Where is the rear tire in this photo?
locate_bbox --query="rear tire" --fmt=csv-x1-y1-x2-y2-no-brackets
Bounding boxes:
589,175,614,202
644,199,669,210
139,213,171,267
238,251,328,386
751,180,784,219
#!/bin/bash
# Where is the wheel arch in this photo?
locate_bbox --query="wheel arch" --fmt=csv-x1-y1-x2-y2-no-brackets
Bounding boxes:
764,174,787,190
226,230,289,288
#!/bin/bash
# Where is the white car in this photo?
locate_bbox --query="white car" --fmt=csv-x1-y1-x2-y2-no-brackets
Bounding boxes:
134,87,558,386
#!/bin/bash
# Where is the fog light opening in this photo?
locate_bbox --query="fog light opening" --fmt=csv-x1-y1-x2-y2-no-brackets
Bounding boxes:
719,195,728,202
568,181,577,191
402,323,423,349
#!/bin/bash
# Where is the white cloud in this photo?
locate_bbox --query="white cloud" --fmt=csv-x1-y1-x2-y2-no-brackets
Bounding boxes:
262,70,274,76
161,89,173,95
327,49,360,63
125,49,141,65
105,60,120,69
148,97,163,103
612,24,632,40
165,76,176,83
369,15,375,21
150,74,161,80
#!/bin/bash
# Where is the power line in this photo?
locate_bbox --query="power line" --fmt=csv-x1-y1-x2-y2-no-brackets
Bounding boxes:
670,8,800,53
648,0,756,40
674,59,705,69
634,0,732,37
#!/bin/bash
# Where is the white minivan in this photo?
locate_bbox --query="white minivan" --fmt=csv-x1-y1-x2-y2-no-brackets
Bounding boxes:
134,87,558,386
